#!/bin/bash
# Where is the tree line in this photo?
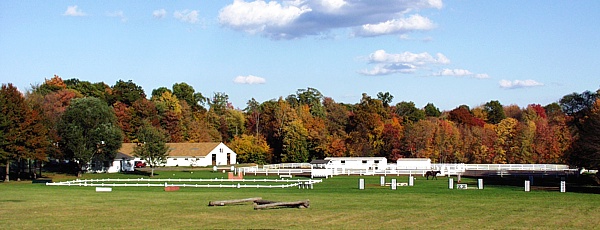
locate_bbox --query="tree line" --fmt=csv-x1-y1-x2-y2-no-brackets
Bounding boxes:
1,75,599,181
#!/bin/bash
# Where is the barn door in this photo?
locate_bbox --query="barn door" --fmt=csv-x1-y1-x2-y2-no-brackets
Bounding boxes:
212,154,216,166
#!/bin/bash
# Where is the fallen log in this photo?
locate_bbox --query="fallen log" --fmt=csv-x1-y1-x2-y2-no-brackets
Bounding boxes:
254,200,310,210
253,199,279,205
208,197,262,206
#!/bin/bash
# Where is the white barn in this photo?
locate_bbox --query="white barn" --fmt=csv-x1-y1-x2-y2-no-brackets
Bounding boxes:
114,142,236,170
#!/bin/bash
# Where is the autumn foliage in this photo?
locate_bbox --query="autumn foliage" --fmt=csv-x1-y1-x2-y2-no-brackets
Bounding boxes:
2,75,600,181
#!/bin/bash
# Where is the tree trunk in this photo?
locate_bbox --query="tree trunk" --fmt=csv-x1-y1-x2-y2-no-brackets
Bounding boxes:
17,158,21,181
77,162,83,178
151,167,155,177
4,159,9,182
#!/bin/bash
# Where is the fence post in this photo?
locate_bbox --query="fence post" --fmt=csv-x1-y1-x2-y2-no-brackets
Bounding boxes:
525,180,530,192
560,181,566,193
391,179,397,190
449,178,454,189
478,179,483,190
409,176,414,186
380,176,385,186
359,178,364,190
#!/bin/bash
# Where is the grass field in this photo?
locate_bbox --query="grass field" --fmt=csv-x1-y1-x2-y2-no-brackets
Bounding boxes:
1,170,600,229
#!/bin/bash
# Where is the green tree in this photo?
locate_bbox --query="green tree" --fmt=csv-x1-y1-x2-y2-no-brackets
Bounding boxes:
208,92,229,116
286,87,326,117
484,100,506,124
377,92,394,108
281,120,309,163
151,87,172,100
424,103,441,117
64,78,111,103
395,101,425,123
58,97,123,177
133,123,169,177
172,82,205,112
111,80,146,106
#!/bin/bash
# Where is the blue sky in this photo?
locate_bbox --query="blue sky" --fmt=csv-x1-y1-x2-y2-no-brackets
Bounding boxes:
1,0,599,110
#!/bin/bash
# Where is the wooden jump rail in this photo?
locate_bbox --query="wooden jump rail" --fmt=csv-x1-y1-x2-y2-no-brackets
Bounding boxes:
254,200,310,210
208,198,310,210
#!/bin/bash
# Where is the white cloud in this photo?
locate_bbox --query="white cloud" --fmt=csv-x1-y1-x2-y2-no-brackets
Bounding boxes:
361,50,449,76
218,0,311,36
153,9,167,19
435,69,490,79
354,14,435,37
499,79,544,89
63,5,86,17
474,73,490,79
234,75,267,84
107,11,127,22
174,10,199,24
219,0,442,39
369,50,449,65
317,0,348,12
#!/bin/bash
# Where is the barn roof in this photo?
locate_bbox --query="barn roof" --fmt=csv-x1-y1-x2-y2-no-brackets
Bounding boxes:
118,142,223,158
115,152,134,160
310,159,331,165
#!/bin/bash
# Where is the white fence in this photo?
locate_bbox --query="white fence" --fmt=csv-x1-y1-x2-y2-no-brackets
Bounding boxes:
46,178,322,189
237,163,575,177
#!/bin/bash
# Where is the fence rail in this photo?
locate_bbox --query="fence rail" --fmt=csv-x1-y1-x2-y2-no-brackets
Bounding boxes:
45,178,323,189
237,163,575,177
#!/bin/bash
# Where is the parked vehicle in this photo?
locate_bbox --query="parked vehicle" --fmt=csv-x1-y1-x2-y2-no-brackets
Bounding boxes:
134,161,146,168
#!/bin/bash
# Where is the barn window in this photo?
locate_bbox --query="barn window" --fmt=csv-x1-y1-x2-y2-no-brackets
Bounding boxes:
362,160,367,164
341,160,345,164
184,158,188,160
374,160,379,164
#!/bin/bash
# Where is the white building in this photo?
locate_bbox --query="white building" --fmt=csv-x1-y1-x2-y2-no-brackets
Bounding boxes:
324,157,388,170
106,142,236,172
394,158,432,170
89,152,135,173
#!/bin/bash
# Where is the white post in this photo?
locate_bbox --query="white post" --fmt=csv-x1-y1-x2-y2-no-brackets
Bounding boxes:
391,179,397,190
449,178,454,189
359,178,364,190
478,179,483,190
380,176,385,186
560,181,566,193
409,176,414,186
525,180,530,192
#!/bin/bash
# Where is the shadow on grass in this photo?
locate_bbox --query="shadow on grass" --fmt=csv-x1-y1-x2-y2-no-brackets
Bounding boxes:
468,174,600,194
122,170,153,177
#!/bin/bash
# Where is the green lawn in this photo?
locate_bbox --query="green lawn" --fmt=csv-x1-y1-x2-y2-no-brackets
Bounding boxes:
1,171,599,229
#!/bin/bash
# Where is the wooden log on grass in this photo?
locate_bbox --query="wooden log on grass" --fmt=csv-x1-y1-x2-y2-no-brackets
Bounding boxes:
208,197,262,206
253,199,279,205
253,200,310,210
